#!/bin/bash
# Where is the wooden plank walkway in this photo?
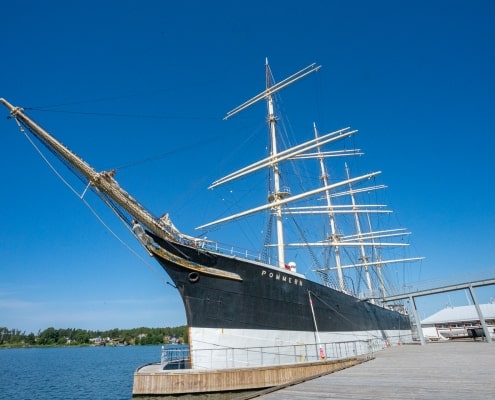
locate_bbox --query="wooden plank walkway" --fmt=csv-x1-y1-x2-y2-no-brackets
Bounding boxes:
247,341,494,399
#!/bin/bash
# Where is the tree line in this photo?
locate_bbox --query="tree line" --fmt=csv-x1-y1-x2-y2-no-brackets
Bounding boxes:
0,326,188,347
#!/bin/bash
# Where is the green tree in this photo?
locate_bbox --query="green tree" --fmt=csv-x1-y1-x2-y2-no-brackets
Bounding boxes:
38,327,59,345
73,329,90,344
26,333,36,345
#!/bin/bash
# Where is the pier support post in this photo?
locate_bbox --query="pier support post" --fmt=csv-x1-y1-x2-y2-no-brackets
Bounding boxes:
468,284,492,343
409,295,426,345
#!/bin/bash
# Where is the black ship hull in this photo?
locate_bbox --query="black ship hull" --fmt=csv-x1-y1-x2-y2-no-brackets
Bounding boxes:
151,234,412,368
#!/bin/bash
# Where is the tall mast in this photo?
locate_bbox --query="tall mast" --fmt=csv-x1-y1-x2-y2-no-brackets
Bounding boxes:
313,123,344,290
345,163,373,299
366,213,387,298
218,61,322,268
266,60,287,268
0,98,175,242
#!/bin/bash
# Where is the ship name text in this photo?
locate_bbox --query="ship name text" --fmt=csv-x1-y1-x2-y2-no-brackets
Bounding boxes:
261,270,303,286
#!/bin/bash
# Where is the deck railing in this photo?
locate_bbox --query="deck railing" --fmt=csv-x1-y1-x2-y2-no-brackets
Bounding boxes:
198,239,271,265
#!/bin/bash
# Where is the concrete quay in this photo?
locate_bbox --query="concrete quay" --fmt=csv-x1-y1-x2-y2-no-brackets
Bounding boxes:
246,341,494,399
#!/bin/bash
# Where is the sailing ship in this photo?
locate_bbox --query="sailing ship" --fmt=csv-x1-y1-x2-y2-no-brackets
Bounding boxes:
1,61,422,369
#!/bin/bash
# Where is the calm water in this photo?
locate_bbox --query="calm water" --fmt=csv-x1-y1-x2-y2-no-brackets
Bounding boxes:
0,345,164,399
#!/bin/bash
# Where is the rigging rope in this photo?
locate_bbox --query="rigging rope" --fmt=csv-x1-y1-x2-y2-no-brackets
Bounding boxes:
309,290,393,341
14,117,173,287
113,134,224,171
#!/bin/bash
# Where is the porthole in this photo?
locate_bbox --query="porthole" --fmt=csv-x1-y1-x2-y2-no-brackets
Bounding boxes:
188,272,200,283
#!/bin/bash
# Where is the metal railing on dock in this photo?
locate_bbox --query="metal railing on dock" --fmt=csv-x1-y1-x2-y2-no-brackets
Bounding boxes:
160,337,404,370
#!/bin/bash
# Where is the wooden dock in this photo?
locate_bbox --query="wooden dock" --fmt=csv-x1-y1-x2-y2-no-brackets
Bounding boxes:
246,341,495,399
133,355,368,397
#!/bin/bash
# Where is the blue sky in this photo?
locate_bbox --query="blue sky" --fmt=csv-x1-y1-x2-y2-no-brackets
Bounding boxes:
1,0,494,334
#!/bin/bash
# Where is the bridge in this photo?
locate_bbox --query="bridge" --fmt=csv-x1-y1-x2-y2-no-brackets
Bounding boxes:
383,278,495,345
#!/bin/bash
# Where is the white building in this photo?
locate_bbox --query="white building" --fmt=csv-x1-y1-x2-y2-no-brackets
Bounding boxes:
421,303,495,341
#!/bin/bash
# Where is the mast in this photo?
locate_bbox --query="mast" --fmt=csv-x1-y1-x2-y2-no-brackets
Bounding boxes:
266,60,287,268
210,61,322,268
313,123,345,290
0,98,175,243
345,162,373,300
367,213,387,298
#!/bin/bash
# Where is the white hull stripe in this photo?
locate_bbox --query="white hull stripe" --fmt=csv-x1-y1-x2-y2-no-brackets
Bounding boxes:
188,327,412,369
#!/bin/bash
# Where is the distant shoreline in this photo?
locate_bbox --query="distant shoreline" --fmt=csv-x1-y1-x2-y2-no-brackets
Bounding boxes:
0,325,188,347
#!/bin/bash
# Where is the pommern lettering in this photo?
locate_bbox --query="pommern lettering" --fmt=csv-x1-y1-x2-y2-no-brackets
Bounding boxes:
261,270,303,286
